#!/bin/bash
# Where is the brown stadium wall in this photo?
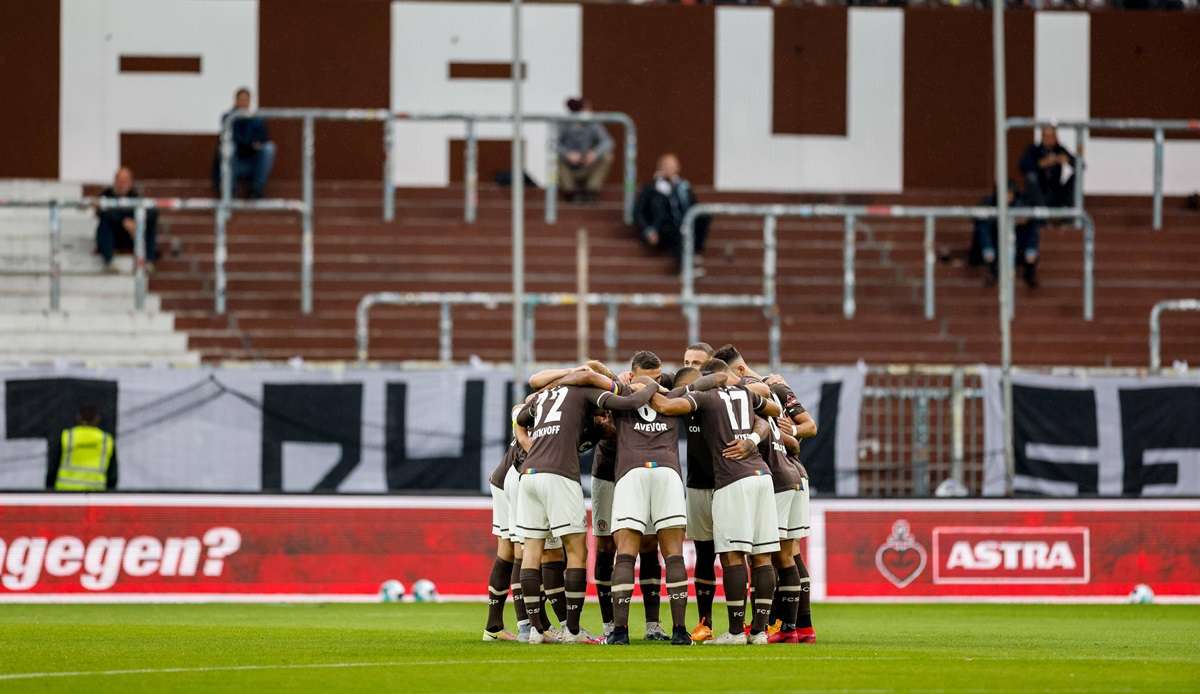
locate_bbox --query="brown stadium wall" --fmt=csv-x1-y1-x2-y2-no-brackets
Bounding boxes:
3,5,1200,186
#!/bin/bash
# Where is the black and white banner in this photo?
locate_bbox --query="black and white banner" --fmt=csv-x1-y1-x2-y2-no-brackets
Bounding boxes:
983,370,1200,497
0,366,863,494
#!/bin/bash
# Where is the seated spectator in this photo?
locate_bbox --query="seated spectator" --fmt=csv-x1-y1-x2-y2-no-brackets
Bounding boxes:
634,153,710,274
95,167,158,274
211,87,275,199
1019,127,1076,208
970,181,1041,288
557,98,612,203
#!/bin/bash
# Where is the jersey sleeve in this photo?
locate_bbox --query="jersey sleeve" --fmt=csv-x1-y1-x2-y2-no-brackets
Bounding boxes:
750,391,769,413
771,383,807,417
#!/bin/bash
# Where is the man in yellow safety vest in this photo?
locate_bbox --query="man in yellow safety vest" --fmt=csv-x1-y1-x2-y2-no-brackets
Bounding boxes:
54,405,117,492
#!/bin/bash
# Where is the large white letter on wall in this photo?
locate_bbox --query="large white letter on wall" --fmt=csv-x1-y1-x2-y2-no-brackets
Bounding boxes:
390,1,581,187
60,0,258,183
715,8,904,193
1033,11,1200,195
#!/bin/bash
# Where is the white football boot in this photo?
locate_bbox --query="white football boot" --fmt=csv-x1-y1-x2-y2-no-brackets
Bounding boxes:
705,631,748,645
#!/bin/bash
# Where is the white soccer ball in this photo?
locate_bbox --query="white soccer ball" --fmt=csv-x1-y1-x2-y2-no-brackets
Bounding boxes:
1128,583,1155,605
412,578,439,602
379,579,406,603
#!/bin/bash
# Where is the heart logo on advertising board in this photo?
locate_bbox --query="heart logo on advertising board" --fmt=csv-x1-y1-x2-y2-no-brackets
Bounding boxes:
874,519,927,589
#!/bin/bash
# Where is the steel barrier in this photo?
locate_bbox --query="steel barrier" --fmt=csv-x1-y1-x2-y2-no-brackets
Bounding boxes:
355,291,775,367
0,197,306,314
679,203,1094,339
1006,117,1200,231
1149,298,1200,370
859,365,984,497
220,108,638,226
395,111,637,225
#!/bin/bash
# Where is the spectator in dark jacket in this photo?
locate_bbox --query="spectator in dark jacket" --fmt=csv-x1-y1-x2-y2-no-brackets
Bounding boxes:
95,167,158,273
557,98,612,203
634,153,710,274
1019,127,1076,208
971,182,1042,288
211,87,275,198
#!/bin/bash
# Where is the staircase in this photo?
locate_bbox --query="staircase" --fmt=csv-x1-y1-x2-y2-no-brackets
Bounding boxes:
0,181,198,366
137,179,1200,368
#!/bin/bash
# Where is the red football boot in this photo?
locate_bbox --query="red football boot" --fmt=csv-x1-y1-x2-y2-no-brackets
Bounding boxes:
767,628,800,644
795,626,816,644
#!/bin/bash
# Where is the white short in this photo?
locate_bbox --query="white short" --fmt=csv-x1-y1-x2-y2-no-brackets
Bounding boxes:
775,477,811,540
685,487,715,541
712,474,780,555
591,477,615,536
506,467,561,549
516,472,587,541
490,483,509,538
611,467,687,534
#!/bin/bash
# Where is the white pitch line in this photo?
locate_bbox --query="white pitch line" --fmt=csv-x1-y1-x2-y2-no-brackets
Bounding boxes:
0,653,1194,682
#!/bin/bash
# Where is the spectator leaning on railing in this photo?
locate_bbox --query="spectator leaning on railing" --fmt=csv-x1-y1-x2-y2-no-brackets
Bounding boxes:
95,166,159,274
211,87,276,199
1019,126,1076,208
557,97,613,203
633,153,711,275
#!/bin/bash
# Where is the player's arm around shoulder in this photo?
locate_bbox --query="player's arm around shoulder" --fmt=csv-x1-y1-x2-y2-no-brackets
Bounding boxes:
649,385,700,416
592,375,656,411
748,386,781,417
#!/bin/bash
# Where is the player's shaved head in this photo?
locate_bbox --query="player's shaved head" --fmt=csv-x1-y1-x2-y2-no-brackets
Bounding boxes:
700,358,729,376
683,342,713,369
673,366,700,388
712,344,748,375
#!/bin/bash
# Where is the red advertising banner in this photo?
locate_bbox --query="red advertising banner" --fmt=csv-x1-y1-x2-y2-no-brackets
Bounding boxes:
0,496,494,599
823,503,1200,599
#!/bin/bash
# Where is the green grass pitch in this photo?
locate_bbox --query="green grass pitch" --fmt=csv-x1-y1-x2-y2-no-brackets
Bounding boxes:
1,602,1197,692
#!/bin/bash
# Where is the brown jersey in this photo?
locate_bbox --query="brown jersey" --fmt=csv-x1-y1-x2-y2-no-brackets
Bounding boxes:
488,437,525,488
592,438,617,482
685,385,771,490
612,400,683,482
516,384,655,483
759,386,802,493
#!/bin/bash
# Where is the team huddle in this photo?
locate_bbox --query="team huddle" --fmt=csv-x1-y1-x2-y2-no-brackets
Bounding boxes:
482,343,817,646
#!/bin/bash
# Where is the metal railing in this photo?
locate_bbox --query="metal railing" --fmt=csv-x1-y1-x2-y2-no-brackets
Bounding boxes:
1149,298,1200,370
220,108,638,226
859,366,984,497
1006,117,1200,230
0,197,305,313
395,111,637,225
355,290,775,367
679,203,1095,337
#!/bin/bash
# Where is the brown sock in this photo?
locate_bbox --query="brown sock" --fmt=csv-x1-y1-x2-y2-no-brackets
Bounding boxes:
664,554,689,631
694,540,717,625
594,549,615,624
639,550,662,625
776,564,802,630
485,557,513,633
721,562,748,635
565,567,587,635
542,560,567,624
611,553,636,630
795,553,813,629
519,568,543,631
750,564,776,634
510,560,528,626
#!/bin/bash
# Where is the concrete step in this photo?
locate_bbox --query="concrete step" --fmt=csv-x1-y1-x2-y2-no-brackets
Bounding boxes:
0,271,147,297
0,311,175,332
0,330,189,353
0,352,201,367
0,294,162,313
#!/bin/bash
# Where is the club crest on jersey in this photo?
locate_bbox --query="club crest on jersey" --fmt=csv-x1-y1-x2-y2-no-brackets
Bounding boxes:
875,519,928,589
